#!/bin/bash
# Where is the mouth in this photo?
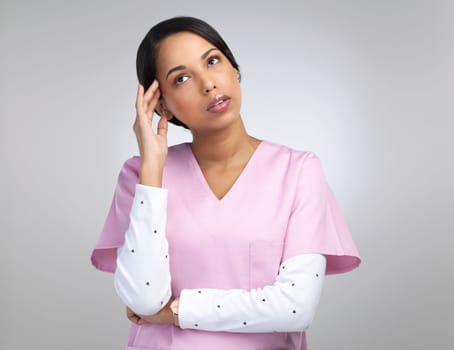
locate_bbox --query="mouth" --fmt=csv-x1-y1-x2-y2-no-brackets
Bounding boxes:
207,94,231,112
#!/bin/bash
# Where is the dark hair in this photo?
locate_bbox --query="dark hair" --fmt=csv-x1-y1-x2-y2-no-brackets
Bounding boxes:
136,16,240,129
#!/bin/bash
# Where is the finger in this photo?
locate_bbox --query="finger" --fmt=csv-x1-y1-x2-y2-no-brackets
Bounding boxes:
137,318,147,325
126,307,139,321
129,314,142,324
141,85,161,122
143,80,159,103
135,84,144,111
136,82,157,118
147,89,161,113
157,116,168,138
145,88,161,117
142,82,159,117
135,84,148,124
127,314,138,323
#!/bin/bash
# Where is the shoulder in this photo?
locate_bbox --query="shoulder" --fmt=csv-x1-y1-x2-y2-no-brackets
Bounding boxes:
260,140,321,171
167,142,190,161
118,156,140,180
119,143,190,175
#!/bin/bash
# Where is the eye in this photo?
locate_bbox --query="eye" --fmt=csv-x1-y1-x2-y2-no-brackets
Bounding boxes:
174,75,189,86
207,56,220,66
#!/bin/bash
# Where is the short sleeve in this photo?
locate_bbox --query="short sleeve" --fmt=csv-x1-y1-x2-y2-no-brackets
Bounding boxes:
282,152,361,275
90,157,140,273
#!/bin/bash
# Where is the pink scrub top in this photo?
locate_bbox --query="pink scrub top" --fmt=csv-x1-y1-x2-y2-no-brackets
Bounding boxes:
91,140,361,350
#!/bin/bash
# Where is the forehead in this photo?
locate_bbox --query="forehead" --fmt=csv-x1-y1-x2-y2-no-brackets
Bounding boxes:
156,32,215,72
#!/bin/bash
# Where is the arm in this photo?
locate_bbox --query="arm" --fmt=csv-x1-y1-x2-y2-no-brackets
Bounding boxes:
114,184,171,315
177,253,326,332
114,80,171,315
119,251,325,332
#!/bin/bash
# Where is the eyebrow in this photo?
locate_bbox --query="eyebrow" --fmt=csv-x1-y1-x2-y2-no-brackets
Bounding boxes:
165,47,218,80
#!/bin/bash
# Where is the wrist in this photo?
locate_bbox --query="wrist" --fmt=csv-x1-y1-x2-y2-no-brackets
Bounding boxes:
170,298,180,328
139,166,163,187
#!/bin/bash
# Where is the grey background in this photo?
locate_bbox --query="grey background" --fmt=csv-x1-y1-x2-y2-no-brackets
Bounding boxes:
2,0,453,349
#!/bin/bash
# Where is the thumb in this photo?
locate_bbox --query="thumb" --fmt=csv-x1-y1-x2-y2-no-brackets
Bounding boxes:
157,116,168,138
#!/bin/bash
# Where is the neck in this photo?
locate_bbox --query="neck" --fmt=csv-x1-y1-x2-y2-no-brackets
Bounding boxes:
190,117,259,166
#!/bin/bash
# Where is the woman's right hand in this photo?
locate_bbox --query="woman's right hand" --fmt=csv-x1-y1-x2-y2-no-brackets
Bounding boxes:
133,80,169,187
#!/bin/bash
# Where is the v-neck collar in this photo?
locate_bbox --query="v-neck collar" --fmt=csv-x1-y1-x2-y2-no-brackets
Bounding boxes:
184,140,265,203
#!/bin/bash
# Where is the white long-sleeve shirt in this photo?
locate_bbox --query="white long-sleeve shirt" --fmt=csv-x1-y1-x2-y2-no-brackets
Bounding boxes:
114,184,326,332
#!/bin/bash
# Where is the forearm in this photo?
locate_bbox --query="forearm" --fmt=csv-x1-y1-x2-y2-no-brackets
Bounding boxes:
139,164,164,187
114,184,171,315
178,254,326,333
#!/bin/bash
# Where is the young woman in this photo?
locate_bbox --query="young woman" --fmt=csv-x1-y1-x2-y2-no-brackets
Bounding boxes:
91,16,361,350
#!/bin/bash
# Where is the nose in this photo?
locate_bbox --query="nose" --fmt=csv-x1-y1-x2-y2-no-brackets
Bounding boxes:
202,75,216,94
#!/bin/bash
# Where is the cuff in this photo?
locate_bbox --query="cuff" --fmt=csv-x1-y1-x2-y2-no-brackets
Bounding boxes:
130,184,168,221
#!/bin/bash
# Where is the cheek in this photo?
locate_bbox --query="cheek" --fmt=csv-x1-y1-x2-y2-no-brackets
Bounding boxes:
165,92,196,116
221,71,240,92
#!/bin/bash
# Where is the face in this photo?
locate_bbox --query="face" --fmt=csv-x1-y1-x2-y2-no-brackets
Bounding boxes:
155,31,241,133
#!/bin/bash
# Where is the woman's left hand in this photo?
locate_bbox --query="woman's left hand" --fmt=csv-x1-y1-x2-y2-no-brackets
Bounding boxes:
126,299,174,326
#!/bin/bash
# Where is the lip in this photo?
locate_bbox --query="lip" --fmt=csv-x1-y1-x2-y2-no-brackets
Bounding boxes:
207,94,231,112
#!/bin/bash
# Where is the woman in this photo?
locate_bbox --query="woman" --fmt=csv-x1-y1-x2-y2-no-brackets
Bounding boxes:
91,16,361,350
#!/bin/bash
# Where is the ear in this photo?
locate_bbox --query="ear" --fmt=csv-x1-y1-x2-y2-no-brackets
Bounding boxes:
156,99,172,120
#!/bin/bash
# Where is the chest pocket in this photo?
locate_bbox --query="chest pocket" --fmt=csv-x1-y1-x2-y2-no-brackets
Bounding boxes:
249,240,284,289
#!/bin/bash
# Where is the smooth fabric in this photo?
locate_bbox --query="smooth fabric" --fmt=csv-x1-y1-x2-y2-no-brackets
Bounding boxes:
91,140,361,350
